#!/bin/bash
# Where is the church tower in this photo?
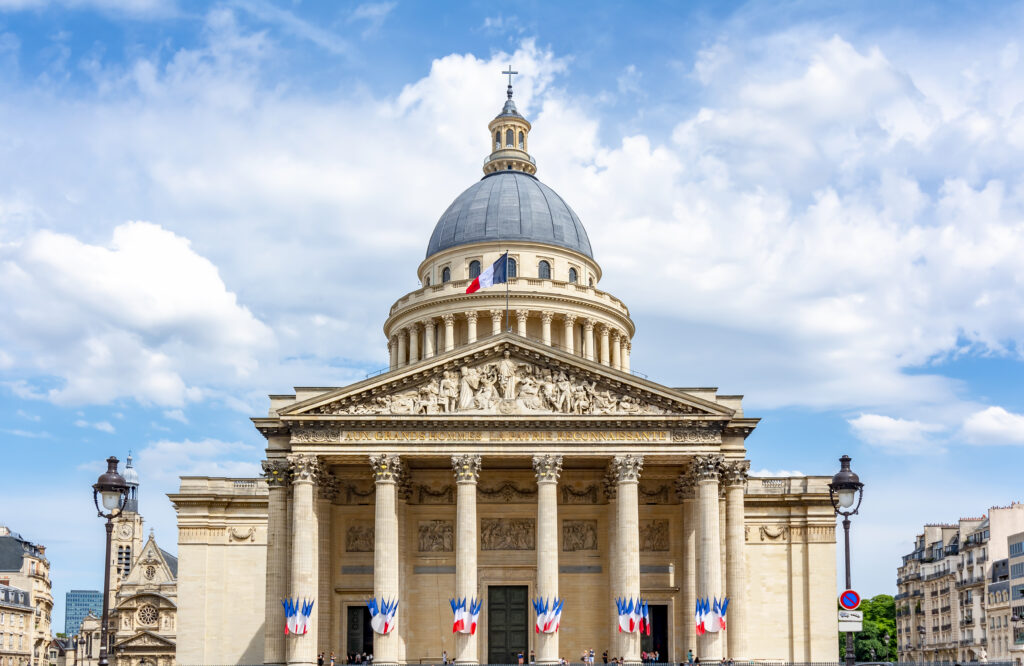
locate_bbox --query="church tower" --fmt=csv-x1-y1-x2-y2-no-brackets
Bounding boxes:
109,453,144,600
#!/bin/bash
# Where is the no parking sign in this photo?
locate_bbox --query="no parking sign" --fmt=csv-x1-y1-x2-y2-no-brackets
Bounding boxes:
838,589,861,610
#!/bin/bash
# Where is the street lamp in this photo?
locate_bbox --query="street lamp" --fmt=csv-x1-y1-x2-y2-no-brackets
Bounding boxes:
93,457,127,666
829,455,864,666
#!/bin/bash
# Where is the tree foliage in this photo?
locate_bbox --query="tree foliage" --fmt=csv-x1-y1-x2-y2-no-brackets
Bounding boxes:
837,594,898,661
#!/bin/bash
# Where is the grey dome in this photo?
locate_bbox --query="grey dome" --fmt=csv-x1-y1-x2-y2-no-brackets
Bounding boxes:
426,172,594,259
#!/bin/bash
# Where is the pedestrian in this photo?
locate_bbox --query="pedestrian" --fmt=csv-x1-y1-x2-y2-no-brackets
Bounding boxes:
442,650,448,665
330,652,335,666
590,649,595,665
602,651,608,664
687,650,694,665
518,650,524,665
318,653,324,666
530,649,536,664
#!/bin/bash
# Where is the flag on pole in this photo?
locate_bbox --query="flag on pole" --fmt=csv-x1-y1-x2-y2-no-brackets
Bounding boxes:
467,598,482,635
465,252,509,294
368,598,398,634
450,598,466,633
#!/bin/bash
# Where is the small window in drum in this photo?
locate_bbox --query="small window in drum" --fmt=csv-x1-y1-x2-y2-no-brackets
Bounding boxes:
469,260,481,279
568,267,578,283
538,260,551,279
442,267,451,283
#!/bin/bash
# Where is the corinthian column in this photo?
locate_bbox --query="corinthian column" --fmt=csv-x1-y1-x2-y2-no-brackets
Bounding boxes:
598,324,610,366
583,319,595,361
389,335,398,370
610,331,621,370
317,473,338,658
541,311,553,346
443,314,455,352
408,325,420,364
562,315,576,354
516,309,529,337
423,320,436,359
371,454,403,663
611,455,643,662
397,329,408,368
452,455,482,664
263,459,290,665
287,455,320,666
623,342,631,373
466,311,478,344
676,471,698,662
533,455,563,666
722,460,750,659
694,454,724,660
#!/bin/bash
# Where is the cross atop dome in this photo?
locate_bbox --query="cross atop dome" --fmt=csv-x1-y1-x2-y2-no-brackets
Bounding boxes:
485,66,536,176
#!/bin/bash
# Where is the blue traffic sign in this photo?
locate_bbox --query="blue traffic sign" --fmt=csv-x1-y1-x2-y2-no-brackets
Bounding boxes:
839,589,861,610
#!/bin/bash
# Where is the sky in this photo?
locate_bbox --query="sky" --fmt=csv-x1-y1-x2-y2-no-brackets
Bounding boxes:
1,0,1024,633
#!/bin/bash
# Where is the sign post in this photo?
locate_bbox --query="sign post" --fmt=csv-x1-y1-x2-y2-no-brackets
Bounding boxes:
838,589,862,633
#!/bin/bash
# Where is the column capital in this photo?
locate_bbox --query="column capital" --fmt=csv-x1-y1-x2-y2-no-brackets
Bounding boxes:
390,333,399,344
598,322,609,335
692,454,724,483
399,328,409,341
422,318,436,330
540,310,554,323
465,311,479,324
451,454,482,483
611,454,643,483
583,318,595,332
515,309,530,323
563,313,577,326
442,313,455,325
490,309,503,320
288,454,321,484
262,459,291,489
720,459,751,487
369,453,403,483
318,471,339,502
532,454,562,483
602,468,618,500
610,329,622,342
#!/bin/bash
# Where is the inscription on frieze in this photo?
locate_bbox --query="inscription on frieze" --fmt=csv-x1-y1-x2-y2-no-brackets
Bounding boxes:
481,518,535,551
291,429,672,444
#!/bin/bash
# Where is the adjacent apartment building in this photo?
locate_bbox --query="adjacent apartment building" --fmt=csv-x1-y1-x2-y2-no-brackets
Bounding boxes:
0,528,52,666
0,583,34,666
896,503,1024,664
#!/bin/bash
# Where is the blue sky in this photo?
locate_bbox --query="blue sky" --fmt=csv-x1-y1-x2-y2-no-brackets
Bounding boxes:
2,0,1024,633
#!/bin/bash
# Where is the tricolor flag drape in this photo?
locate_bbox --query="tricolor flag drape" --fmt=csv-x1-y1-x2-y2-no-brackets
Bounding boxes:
367,598,399,635
695,596,728,635
532,597,563,633
281,598,315,635
449,598,482,635
615,598,650,635
465,252,509,294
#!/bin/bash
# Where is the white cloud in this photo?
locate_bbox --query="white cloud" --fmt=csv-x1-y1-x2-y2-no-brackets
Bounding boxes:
74,419,115,433
348,2,396,36
16,409,39,421
162,409,188,424
134,438,262,484
848,414,945,453
962,406,1024,445
751,468,805,477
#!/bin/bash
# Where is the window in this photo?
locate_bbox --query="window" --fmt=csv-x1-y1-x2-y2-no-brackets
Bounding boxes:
508,257,517,277
538,260,551,279
495,132,501,150
518,131,524,149
424,275,430,287
568,267,578,283
469,260,481,279
441,267,451,283
589,276,594,287
1011,542,1024,557
506,129,514,147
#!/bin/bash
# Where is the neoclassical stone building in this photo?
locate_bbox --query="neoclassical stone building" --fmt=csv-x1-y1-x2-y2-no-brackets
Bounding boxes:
172,78,839,666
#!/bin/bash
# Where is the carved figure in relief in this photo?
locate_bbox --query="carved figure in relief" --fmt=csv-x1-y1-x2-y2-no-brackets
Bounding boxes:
321,354,667,416
481,518,535,550
639,519,669,552
418,520,454,552
562,520,598,552
346,524,375,552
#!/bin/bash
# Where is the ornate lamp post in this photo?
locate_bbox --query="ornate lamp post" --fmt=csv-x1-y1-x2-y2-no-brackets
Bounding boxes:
829,455,864,666
93,457,128,666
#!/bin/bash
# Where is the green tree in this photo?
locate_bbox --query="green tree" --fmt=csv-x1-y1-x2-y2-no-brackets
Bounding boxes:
838,594,898,661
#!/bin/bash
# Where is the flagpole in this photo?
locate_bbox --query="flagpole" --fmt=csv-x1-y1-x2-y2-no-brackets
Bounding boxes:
505,249,510,333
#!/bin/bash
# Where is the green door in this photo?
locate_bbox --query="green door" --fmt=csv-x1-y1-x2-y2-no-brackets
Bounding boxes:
488,585,529,664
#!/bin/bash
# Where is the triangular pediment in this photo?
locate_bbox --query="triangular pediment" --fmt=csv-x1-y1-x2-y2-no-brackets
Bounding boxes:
278,334,733,420
114,631,174,649
123,535,174,586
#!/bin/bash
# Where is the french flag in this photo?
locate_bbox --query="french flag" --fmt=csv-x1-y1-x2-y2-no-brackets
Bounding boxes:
465,253,509,294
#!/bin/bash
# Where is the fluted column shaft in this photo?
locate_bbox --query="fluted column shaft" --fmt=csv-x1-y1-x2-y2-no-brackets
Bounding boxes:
263,460,290,665
443,315,455,353
397,330,408,368
424,321,436,359
490,310,503,335
287,455,319,666
563,316,576,355
408,325,420,364
723,461,750,659
604,476,619,659
583,320,595,361
533,455,562,666
389,336,398,370
612,455,643,661
622,342,631,373
317,475,337,659
695,455,724,660
677,475,698,662
610,333,621,370
466,312,478,344
371,454,403,663
516,310,529,337
598,325,610,365
453,455,482,664
541,312,553,346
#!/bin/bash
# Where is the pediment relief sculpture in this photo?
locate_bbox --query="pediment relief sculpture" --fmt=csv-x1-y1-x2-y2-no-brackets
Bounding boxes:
312,353,678,417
